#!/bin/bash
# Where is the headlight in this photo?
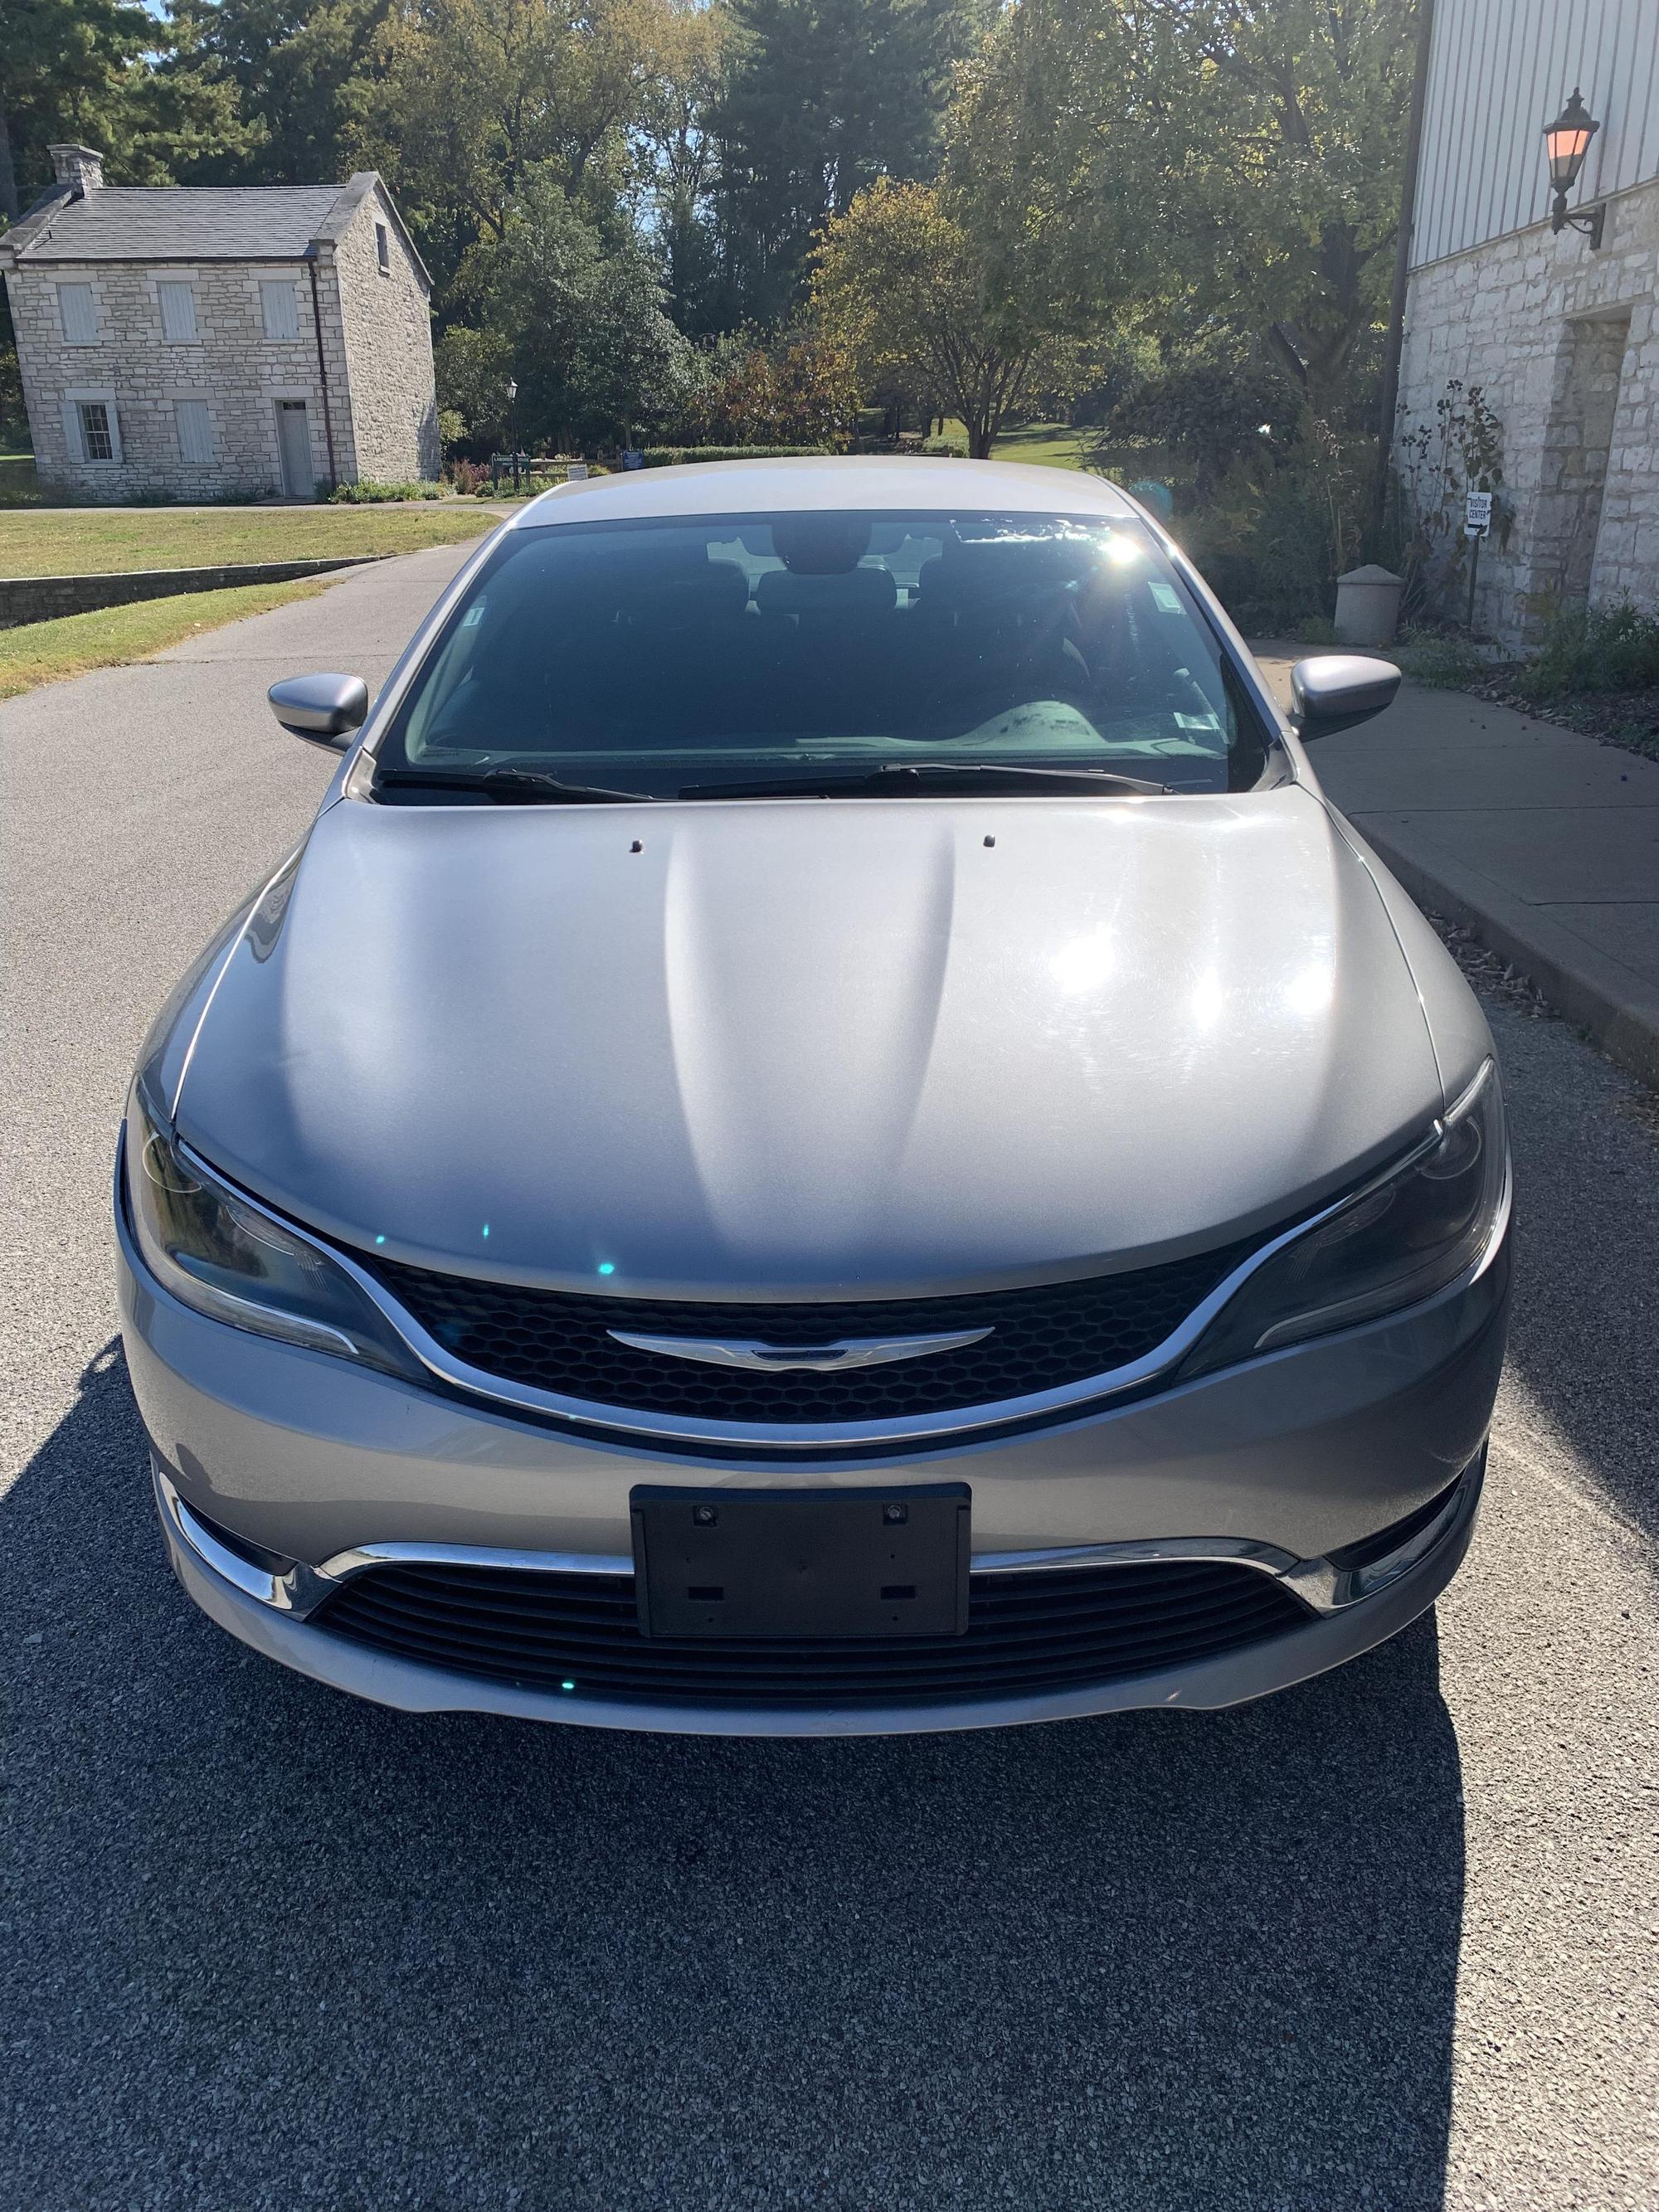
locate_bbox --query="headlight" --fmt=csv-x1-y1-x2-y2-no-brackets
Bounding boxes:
124,1080,421,1379
1182,1059,1506,1377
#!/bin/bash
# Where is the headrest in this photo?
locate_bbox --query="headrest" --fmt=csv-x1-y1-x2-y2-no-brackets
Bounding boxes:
754,565,899,618
928,537,1079,612
622,558,751,625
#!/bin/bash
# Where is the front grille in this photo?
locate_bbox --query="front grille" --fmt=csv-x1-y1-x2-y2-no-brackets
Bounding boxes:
314,1558,1310,1709
361,1238,1262,1422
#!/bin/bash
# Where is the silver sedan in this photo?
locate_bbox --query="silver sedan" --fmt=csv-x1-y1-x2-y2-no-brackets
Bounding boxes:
117,458,1511,1734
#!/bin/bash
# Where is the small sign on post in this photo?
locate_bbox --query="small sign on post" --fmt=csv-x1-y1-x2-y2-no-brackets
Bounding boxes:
1462,489,1494,631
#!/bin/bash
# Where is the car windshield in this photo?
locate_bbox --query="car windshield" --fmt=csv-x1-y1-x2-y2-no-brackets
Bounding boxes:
375,508,1273,800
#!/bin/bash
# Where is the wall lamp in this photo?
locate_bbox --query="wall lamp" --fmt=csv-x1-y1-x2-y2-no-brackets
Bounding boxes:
1544,88,1604,247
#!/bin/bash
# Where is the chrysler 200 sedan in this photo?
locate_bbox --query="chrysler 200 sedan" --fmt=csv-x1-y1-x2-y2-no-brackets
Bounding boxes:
117,458,1511,1735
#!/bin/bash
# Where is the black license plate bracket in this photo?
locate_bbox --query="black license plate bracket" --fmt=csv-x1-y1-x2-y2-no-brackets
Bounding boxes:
630,1485,971,1640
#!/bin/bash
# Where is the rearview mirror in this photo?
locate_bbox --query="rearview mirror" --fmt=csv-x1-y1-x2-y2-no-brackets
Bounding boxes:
1289,654,1401,740
267,672,369,749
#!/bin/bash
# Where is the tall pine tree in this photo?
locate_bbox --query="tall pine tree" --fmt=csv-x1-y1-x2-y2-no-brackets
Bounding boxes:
712,0,985,323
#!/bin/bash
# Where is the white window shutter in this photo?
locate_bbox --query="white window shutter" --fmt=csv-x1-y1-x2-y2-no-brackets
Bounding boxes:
158,282,198,342
175,399,213,464
260,280,299,340
61,397,84,461
59,284,97,343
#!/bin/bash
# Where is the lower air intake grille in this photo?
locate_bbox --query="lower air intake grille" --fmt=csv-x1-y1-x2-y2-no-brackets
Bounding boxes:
315,1558,1310,1709
359,1238,1262,1422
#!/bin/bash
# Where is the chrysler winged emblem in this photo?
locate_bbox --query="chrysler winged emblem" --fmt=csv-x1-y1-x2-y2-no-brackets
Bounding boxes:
607,1328,992,1373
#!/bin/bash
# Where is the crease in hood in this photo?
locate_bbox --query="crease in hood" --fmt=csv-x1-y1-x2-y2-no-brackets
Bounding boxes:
172,790,1443,1300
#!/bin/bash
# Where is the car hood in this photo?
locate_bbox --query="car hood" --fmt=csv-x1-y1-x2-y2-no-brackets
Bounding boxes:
173,790,1442,1298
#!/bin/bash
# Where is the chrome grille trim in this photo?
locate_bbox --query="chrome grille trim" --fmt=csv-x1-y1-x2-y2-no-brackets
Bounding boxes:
168,1125,1476,1451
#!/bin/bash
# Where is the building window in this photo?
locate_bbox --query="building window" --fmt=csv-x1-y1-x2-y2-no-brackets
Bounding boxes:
158,281,199,342
260,279,299,340
59,283,98,343
175,399,214,465
80,402,114,460
375,221,390,275
63,393,120,464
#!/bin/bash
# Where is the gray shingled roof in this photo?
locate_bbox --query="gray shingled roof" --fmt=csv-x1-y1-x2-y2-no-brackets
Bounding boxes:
7,184,351,262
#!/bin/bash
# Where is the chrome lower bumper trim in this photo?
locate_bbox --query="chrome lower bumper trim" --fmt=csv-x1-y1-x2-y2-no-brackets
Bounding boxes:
153,1450,1485,1627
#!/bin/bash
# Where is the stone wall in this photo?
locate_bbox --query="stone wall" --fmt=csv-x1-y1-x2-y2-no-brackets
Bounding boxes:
7,258,358,501
333,187,440,484
1396,178,1659,653
0,556,377,630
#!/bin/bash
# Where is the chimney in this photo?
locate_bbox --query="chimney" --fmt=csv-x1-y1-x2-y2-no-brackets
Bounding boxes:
49,144,105,196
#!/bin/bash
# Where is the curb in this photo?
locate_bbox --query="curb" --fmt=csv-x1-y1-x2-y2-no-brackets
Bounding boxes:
1355,816,1659,1090
0,555,383,630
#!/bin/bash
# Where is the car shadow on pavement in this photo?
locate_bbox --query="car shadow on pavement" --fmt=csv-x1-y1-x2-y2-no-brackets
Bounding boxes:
1485,1001,1659,1548
7,1341,1465,2212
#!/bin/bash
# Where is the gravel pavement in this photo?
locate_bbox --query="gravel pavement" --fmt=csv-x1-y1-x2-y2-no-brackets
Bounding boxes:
3,550,1656,2210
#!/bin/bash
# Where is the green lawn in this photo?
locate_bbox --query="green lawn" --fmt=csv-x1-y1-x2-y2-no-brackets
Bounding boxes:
0,575,337,700
922,421,1094,469
985,422,1092,472
0,503,496,577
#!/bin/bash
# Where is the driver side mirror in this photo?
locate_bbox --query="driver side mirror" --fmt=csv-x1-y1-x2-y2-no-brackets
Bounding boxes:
267,672,369,749
1289,654,1401,740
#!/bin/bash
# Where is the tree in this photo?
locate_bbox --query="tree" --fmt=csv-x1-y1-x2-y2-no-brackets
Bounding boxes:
812,177,1058,457
1093,337,1292,496
482,172,694,446
434,321,515,447
0,0,248,218
713,0,985,323
356,0,672,299
634,0,727,333
950,0,1419,423
679,323,858,445
160,0,390,187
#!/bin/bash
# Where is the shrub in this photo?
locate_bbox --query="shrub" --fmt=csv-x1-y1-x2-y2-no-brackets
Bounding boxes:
675,329,858,450
444,457,491,496
1513,600,1659,698
1391,380,1511,625
329,479,444,503
920,435,966,456
1170,416,1368,634
639,444,831,468
1394,633,1491,689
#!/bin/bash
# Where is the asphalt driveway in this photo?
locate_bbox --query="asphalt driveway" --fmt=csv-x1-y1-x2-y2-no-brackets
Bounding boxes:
3,549,1656,2209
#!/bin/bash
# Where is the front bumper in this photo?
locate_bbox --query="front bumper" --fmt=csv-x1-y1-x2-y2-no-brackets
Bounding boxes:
153,1448,1486,1736
119,1162,1509,1734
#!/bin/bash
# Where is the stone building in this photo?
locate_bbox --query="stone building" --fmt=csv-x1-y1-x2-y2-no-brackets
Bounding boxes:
1396,0,1659,650
0,145,438,501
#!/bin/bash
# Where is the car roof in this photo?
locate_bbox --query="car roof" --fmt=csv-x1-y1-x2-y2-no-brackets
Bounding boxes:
509,455,1142,529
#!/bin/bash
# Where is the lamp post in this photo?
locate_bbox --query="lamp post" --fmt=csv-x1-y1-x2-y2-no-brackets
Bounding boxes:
506,377,519,490
1544,89,1604,248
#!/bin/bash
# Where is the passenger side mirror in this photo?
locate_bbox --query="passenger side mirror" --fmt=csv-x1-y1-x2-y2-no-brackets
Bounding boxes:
1289,654,1401,740
267,672,369,748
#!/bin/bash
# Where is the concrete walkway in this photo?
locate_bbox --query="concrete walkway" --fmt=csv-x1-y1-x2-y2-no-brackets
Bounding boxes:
1253,647,1659,1085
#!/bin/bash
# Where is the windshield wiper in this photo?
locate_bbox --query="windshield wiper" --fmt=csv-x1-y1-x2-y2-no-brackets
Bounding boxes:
374,766,651,805
677,761,1172,800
